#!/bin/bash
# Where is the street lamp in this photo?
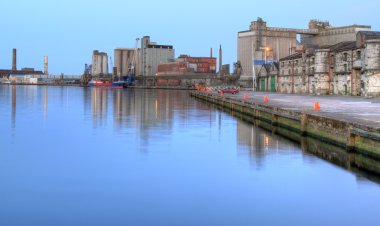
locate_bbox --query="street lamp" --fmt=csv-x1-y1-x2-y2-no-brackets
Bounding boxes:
260,47,271,64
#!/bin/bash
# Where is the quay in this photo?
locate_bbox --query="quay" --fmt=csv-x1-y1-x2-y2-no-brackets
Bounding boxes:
191,91,380,174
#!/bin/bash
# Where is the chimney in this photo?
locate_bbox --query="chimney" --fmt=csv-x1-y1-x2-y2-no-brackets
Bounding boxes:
219,45,222,74
44,56,49,75
210,48,213,58
12,48,17,71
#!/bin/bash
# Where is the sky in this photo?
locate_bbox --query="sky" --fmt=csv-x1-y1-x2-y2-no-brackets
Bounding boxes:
1,0,379,75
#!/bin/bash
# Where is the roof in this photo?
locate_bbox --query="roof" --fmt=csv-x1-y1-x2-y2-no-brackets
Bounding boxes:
259,62,280,73
357,31,380,40
280,52,303,61
321,41,357,52
0,69,44,75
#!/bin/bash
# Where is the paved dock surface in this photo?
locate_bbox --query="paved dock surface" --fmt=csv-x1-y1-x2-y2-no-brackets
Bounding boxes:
221,91,380,129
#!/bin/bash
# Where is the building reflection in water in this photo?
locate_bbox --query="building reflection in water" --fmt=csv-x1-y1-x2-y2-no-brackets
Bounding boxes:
11,85,16,129
88,89,192,150
236,119,298,168
91,88,109,128
44,87,48,121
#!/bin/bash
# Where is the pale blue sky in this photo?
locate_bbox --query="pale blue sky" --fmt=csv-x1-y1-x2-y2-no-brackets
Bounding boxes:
1,0,379,74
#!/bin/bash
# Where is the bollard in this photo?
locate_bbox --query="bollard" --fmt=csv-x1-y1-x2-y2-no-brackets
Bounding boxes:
264,96,269,103
314,101,320,111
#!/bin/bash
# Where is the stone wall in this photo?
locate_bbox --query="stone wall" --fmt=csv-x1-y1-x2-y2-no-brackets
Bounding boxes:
363,40,380,96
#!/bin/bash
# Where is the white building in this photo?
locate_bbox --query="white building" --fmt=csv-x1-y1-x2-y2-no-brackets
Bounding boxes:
140,36,175,76
92,50,108,76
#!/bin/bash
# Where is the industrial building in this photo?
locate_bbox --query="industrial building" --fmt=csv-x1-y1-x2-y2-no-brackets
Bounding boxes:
0,48,44,80
92,50,108,76
114,48,141,78
238,17,307,86
237,18,372,88
140,36,175,76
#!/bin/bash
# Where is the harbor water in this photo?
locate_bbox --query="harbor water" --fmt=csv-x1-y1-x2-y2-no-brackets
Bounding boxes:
0,85,380,226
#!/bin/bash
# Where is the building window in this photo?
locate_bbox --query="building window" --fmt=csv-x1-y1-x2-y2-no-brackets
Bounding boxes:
295,69,298,75
311,58,315,64
344,64,348,72
281,62,284,67
288,61,291,66
311,67,315,74
356,51,361,60
295,60,299,65
288,69,291,75
282,70,284,75
343,53,348,61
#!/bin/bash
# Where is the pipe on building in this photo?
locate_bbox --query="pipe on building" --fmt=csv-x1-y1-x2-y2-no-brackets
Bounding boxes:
219,45,222,74
44,56,49,75
12,48,17,71
351,50,354,96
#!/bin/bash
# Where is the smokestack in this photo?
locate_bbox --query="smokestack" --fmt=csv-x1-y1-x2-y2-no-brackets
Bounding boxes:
44,56,49,75
210,48,213,58
219,45,222,74
12,48,17,71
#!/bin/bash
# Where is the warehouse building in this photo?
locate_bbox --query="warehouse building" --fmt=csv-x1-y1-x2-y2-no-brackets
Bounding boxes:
155,55,216,87
156,55,216,76
264,31,380,97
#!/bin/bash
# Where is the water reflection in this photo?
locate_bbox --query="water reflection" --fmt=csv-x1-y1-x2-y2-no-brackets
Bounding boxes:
90,88,109,127
44,87,48,120
1,86,380,226
11,85,16,129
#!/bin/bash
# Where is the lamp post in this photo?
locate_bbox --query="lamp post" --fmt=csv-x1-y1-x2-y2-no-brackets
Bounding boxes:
260,47,271,64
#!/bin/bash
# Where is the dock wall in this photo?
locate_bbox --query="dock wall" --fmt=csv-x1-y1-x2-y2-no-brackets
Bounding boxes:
191,91,380,174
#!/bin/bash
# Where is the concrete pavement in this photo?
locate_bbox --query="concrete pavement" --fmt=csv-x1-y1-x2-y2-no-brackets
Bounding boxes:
224,91,380,128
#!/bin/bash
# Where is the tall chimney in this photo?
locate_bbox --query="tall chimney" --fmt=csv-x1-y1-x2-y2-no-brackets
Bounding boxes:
219,45,222,74
44,56,49,75
210,48,213,58
12,48,17,71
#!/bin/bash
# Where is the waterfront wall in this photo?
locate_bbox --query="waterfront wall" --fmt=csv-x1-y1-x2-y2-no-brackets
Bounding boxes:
191,91,380,174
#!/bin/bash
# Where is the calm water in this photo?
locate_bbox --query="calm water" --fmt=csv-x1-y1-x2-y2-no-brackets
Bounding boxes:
1,85,380,226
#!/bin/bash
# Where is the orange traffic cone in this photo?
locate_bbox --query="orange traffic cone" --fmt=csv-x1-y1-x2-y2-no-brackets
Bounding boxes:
264,96,269,103
314,101,320,111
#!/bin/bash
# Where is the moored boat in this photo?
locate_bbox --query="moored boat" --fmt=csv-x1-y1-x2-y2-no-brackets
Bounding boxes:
88,80,113,87
111,81,127,88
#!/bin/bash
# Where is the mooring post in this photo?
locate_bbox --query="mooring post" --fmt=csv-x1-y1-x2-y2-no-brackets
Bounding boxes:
346,126,356,152
272,108,278,127
301,113,308,136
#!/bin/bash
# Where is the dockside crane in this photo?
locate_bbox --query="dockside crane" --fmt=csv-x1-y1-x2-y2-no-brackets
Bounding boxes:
127,38,140,85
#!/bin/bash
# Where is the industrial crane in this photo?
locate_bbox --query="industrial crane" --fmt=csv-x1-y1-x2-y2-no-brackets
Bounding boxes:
109,56,114,80
126,38,140,86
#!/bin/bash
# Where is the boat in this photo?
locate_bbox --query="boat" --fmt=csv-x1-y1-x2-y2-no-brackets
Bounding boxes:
111,80,127,88
88,80,113,87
